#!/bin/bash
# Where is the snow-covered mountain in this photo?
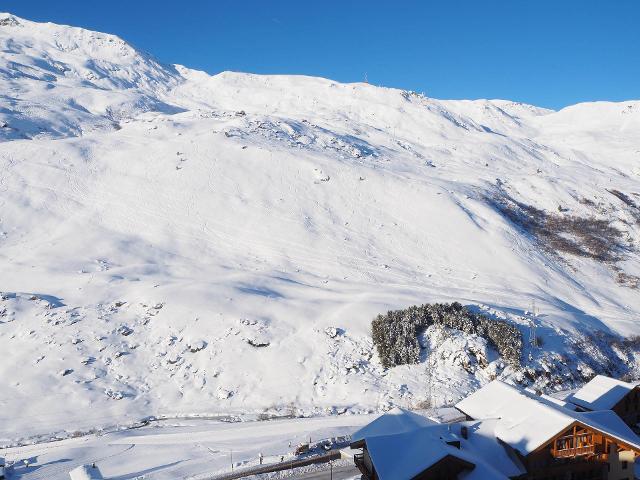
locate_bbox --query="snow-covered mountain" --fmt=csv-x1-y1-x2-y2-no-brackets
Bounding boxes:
1,12,640,442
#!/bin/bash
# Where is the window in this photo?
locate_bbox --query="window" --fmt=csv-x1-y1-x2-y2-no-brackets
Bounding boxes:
621,461,628,469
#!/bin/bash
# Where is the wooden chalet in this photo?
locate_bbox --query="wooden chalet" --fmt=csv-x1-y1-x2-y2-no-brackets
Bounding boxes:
350,381,640,480
515,417,638,479
567,375,640,432
456,380,640,480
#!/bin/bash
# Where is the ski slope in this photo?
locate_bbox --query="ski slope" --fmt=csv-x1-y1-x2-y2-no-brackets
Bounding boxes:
1,12,640,442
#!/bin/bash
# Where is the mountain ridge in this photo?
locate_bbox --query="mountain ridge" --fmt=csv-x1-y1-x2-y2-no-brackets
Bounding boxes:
1,12,639,441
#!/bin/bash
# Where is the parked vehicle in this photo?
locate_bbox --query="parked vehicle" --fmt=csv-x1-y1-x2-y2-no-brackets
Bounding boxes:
294,443,309,455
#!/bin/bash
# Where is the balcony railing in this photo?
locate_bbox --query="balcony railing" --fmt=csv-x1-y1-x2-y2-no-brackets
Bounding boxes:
554,445,595,458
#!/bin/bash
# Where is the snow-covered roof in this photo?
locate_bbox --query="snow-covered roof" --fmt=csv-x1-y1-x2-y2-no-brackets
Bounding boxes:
426,406,468,424
68,464,104,480
460,419,526,478
456,380,640,456
361,420,523,480
580,410,640,442
567,375,638,411
350,407,435,443
366,429,511,480
364,428,461,480
534,390,574,409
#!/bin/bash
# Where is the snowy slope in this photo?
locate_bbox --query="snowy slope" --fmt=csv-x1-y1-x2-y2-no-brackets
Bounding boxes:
1,12,640,442
0,12,182,140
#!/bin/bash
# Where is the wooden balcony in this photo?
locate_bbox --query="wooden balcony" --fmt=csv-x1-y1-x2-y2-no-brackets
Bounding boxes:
554,445,595,458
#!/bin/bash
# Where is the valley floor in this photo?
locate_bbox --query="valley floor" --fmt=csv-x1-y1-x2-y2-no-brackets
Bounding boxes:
0,414,373,480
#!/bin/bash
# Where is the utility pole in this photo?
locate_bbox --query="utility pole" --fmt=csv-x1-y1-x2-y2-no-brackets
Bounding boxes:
330,458,333,480
230,449,233,472
426,356,432,408
529,300,538,348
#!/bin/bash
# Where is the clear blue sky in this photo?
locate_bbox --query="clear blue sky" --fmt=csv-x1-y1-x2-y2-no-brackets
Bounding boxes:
4,0,639,109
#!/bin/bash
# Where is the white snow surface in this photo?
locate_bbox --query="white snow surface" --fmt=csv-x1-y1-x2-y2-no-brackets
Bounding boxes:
568,374,639,411
1,13,640,441
350,407,435,443
68,464,104,480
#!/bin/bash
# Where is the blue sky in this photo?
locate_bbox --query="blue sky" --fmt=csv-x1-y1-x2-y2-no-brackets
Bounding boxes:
4,0,639,109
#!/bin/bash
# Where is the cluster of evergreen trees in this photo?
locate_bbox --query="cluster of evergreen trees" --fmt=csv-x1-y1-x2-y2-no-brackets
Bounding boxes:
371,302,522,369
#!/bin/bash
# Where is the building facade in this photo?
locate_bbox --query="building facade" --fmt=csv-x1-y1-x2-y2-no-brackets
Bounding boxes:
351,378,640,480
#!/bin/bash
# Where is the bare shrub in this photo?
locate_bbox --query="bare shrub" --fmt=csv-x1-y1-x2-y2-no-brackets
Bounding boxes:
611,335,640,350
607,189,640,224
578,197,597,207
615,270,640,289
608,189,639,209
488,193,627,262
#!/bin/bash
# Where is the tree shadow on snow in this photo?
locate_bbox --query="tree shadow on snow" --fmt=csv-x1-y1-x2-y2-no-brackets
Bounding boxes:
467,297,616,337
236,284,284,299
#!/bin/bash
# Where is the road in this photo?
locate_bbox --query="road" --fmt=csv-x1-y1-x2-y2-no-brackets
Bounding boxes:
202,451,343,480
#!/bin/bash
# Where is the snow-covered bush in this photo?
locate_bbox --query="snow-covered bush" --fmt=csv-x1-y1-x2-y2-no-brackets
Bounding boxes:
476,316,522,367
372,302,522,368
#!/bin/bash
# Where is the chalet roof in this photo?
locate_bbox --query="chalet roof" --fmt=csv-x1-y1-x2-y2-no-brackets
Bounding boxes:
456,380,640,456
362,420,524,480
350,407,436,444
460,419,526,478
567,375,638,411
365,430,508,479
364,429,463,480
